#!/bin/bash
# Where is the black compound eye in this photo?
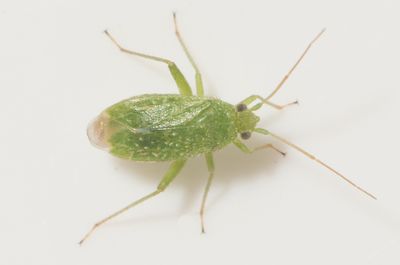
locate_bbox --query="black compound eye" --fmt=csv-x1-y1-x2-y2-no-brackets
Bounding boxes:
240,131,251,140
236,103,247,112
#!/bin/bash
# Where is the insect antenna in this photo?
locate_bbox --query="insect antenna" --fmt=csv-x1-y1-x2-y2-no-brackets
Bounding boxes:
264,28,326,102
254,128,376,200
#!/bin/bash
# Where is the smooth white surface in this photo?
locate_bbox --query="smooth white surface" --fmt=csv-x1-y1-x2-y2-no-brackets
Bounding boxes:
1,0,400,264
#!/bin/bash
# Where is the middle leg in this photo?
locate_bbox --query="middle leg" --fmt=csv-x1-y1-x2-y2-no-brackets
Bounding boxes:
199,153,215,233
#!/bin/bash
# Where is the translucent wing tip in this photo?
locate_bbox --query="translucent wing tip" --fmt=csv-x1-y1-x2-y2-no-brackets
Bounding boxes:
87,112,111,151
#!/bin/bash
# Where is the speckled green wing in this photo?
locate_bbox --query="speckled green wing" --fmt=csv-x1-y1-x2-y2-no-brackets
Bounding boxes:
105,94,237,161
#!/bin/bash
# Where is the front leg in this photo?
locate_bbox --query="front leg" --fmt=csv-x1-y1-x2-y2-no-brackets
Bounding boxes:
233,139,286,156
240,95,298,111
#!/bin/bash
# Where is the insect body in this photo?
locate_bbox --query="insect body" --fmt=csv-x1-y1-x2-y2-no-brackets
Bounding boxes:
88,94,255,161
80,13,375,245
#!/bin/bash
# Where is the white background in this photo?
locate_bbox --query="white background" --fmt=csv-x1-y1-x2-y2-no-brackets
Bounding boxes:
1,0,399,264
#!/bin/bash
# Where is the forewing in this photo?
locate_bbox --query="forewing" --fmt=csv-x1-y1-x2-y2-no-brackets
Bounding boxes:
107,94,212,134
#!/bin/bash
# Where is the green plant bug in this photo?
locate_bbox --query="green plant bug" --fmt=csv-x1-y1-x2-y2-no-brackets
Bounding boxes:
80,13,376,245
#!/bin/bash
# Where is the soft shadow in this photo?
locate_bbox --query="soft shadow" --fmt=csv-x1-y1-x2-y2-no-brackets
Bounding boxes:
111,133,287,220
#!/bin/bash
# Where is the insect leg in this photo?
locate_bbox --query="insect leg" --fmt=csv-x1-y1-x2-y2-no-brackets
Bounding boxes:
79,159,187,245
254,128,377,200
104,30,193,96
240,94,298,111
173,13,204,97
240,29,325,110
233,139,286,156
264,29,325,101
199,153,215,233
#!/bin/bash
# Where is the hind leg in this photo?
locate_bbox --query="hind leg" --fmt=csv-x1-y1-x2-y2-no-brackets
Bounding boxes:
79,159,187,244
104,30,193,96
